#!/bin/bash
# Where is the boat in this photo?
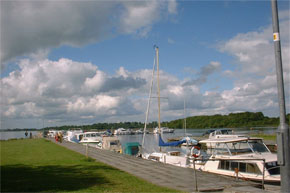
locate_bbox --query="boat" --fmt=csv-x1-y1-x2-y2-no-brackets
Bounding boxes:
99,136,122,152
194,137,280,183
181,99,198,147
122,142,141,156
64,129,83,143
153,127,174,134
205,129,248,148
142,46,189,167
143,151,190,167
134,129,144,134
79,131,103,148
47,130,59,138
114,128,133,135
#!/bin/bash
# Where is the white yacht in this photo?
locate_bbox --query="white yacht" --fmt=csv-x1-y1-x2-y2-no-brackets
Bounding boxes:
153,127,174,134
47,130,59,138
194,137,280,183
144,151,190,168
79,131,103,148
98,136,122,152
114,128,133,135
64,129,83,143
205,129,247,148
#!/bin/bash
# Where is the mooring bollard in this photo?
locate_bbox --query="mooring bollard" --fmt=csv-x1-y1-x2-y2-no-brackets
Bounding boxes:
193,158,198,192
86,144,88,158
235,168,239,181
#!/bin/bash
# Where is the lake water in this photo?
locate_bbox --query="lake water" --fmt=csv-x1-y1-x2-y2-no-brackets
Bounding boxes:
117,127,277,154
1,127,276,154
0,131,40,140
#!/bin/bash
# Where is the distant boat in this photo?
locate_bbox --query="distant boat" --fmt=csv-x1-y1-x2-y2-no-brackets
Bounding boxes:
47,130,59,138
153,127,174,134
64,129,83,143
134,129,144,134
114,128,133,135
79,131,103,148
99,136,122,153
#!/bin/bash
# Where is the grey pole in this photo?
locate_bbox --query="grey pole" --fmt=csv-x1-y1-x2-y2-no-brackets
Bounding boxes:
271,0,290,191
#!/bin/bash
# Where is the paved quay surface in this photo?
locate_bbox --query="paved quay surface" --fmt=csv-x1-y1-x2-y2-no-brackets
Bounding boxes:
50,139,280,193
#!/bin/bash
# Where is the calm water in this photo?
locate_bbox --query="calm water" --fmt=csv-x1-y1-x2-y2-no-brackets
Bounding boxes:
1,127,276,154
0,131,40,140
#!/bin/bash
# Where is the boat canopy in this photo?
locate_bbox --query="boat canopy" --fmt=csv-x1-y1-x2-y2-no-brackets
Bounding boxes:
199,137,263,144
159,135,186,146
123,142,140,155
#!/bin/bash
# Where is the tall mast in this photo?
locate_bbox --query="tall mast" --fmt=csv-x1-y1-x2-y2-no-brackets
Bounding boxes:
156,46,161,133
184,99,187,136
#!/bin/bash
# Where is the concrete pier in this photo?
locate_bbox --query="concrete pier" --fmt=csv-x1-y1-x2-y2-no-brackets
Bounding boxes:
50,139,280,192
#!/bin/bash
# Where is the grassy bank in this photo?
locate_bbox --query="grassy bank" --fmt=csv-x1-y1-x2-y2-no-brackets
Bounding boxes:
1,139,179,193
250,134,276,141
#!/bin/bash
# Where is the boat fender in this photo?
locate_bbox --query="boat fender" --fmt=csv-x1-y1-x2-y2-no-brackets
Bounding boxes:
191,146,201,158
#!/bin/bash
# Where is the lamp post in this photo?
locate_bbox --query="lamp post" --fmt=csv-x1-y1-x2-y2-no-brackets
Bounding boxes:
271,0,290,192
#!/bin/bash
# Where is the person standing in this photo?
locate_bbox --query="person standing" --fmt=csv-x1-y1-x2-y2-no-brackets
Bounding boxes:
25,131,28,138
29,132,32,139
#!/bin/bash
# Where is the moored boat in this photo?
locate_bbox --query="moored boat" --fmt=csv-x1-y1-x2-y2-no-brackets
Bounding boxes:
114,128,133,135
153,127,174,134
194,137,280,183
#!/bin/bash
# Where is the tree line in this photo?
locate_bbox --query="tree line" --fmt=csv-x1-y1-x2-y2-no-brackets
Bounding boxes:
3,112,289,131
165,112,290,129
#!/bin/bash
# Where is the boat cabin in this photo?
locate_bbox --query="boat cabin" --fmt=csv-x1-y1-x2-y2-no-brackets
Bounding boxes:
122,142,140,156
198,137,280,182
102,136,122,152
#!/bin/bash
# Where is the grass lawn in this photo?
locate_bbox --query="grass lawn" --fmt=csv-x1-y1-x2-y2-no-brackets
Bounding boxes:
1,139,180,193
250,134,276,141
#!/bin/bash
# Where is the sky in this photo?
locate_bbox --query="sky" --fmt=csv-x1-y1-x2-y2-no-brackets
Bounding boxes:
1,0,289,130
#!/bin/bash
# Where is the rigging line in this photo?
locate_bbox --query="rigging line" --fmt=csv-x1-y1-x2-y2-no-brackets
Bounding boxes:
142,52,156,148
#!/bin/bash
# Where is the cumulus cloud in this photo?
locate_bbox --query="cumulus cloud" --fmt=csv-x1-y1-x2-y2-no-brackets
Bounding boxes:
1,6,289,129
217,10,290,116
1,0,177,64
1,58,147,128
183,61,221,86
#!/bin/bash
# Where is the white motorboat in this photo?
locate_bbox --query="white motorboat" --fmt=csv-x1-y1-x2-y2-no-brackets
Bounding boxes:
194,137,280,183
205,129,247,148
153,127,174,134
114,128,133,135
79,131,103,148
134,129,144,134
64,129,83,143
99,136,122,152
47,130,59,137
144,151,190,168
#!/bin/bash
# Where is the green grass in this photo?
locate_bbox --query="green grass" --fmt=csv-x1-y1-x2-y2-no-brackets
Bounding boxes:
1,139,180,193
250,134,276,141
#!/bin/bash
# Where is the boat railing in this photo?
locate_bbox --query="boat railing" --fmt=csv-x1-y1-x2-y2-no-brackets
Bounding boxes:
190,157,270,191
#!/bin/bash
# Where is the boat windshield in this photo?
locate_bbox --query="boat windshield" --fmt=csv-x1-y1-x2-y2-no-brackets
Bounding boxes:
215,139,270,155
227,141,253,155
248,139,269,153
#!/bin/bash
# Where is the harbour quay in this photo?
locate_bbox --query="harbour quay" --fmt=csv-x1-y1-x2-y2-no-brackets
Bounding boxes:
50,139,280,192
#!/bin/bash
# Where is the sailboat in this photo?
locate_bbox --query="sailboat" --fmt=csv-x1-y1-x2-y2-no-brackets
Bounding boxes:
181,99,198,147
142,46,191,167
